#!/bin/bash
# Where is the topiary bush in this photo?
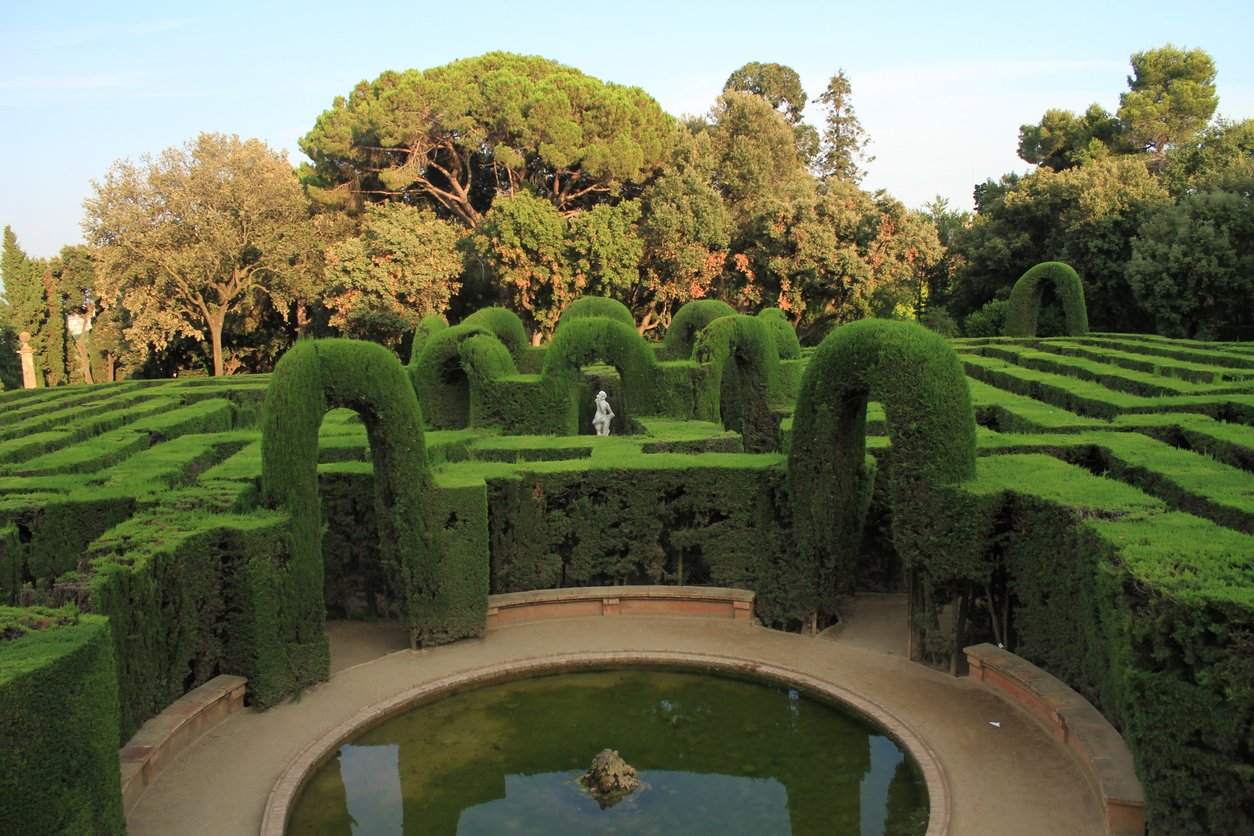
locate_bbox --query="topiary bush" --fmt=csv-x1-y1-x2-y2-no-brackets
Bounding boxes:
409,313,449,365
558,296,636,330
410,324,502,429
692,315,781,453
788,319,977,623
462,306,529,359
1004,261,1089,337
756,307,802,360
661,299,737,360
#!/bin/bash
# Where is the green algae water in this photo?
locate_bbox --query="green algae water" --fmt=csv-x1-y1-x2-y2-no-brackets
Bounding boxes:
288,669,928,835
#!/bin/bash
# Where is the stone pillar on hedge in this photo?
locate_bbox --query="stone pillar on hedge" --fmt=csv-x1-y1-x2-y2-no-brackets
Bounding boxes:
17,330,37,389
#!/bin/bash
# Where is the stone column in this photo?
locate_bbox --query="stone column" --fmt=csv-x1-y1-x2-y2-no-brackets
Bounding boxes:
17,331,37,389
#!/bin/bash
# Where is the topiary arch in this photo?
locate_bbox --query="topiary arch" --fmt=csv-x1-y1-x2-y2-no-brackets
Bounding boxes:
661,299,737,360
1004,261,1089,337
787,319,976,623
558,296,636,330
262,339,485,655
692,314,781,452
541,317,663,430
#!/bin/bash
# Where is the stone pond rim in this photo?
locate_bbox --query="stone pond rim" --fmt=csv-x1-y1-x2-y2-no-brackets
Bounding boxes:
258,649,949,836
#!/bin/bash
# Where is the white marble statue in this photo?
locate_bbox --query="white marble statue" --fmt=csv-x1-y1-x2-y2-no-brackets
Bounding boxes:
592,390,615,436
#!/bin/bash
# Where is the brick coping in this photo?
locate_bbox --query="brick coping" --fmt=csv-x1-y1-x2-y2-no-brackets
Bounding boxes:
258,650,950,836
964,643,1144,836
486,585,754,627
120,674,247,818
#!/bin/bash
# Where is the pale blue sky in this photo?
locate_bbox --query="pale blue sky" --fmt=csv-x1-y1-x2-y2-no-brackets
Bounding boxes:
2,0,1252,261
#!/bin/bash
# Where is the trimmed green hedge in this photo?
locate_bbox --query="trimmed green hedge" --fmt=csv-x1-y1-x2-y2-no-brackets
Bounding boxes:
756,307,802,360
542,317,665,429
1004,261,1089,338
484,460,803,626
558,296,636,329
263,339,484,652
960,455,1254,835
692,314,781,453
409,312,449,364
789,319,977,622
87,509,292,730
0,606,124,835
462,306,528,360
661,299,737,360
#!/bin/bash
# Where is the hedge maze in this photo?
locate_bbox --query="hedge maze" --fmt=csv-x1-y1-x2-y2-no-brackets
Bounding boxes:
1,295,1251,834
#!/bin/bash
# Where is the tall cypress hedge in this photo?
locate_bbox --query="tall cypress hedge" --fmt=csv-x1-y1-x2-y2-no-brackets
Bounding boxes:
462,306,529,359
542,317,665,428
1004,261,1089,337
411,324,502,429
788,319,977,621
756,307,802,360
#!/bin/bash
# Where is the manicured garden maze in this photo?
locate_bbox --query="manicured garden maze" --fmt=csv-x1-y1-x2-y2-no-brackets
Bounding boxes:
0,303,1252,835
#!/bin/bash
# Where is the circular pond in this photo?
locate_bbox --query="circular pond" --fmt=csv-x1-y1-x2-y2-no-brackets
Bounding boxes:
287,668,928,835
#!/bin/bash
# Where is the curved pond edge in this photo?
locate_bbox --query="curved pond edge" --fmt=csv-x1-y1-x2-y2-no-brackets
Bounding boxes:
259,649,951,836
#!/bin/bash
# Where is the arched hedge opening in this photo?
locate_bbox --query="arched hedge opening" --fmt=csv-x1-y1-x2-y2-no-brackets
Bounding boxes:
661,299,737,360
693,314,781,453
542,317,663,432
787,319,976,624
558,296,636,330
1004,261,1089,337
262,339,484,652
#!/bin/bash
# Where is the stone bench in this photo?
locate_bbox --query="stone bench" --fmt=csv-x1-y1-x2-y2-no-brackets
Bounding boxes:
965,644,1144,836
119,674,247,816
487,585,753,628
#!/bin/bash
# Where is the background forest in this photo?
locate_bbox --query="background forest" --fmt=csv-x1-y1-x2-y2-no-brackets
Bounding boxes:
1,45,1251,388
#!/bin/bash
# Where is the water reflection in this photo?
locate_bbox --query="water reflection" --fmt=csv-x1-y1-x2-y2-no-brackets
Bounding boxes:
288,670,927,835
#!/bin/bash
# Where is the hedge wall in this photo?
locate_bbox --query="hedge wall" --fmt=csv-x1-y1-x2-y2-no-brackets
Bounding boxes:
87,510,294,731
462,306,528,360
789,319,977,623
484,459,804,626
957,456,1254,835
409,312,449,364
1004,261,1089,338
541,317,665,428
661,299,737,360
0,606,124,835
411,324,498,429
319,464,489,643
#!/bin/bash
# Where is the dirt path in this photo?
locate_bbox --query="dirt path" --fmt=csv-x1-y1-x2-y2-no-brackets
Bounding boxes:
128,597,1105,835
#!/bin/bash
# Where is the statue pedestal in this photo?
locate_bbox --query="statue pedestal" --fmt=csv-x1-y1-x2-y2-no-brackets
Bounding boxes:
17,331,37,389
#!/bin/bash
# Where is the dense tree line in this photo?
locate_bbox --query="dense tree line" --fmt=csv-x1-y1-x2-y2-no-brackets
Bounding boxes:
1,46,1249,383
941,44,1253,340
